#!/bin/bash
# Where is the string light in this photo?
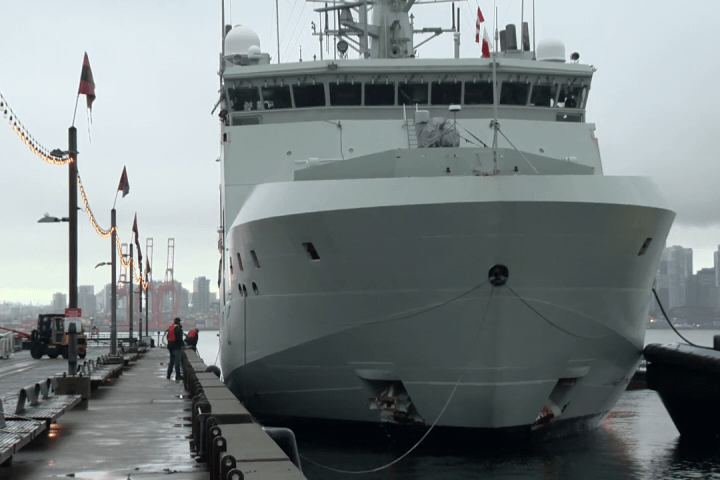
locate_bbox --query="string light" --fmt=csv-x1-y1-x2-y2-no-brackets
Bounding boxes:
0,91,151,291
114,234,149,290
77,173,114,238
1,92,72,166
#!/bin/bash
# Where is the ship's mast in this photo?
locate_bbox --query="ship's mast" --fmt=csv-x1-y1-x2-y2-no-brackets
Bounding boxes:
307,0,459,59
491,3,499,175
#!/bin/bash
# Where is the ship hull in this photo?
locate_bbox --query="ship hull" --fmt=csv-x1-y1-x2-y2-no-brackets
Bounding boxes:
219,175,674,431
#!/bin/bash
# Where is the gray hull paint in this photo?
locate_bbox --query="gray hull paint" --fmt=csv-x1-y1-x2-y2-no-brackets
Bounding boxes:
219,182,674,430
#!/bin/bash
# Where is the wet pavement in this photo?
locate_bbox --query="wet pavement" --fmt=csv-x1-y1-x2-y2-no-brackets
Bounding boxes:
1,346,208,479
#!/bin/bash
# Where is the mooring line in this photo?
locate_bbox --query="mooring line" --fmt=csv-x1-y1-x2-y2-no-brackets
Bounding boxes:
299,287,496,475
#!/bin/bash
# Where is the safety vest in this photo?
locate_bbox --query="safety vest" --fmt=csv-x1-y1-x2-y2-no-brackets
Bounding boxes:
188,329,198,340
168,324,179,342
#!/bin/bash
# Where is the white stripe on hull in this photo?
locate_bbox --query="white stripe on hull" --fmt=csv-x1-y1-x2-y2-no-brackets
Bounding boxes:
219,176,674,430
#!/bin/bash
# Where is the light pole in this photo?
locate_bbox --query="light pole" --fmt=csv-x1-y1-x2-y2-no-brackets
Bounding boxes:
111,208,117,355
68,127,78,310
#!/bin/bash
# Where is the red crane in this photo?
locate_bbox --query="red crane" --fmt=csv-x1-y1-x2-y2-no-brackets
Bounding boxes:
153,238,178,330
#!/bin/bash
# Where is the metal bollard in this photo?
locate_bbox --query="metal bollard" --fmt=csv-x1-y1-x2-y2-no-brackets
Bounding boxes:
220,453,237,480
68,322,78,376
211,436,227,480
226,468,244,480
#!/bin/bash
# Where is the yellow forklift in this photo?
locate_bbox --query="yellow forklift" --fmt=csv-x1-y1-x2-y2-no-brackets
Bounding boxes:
29,314,87,359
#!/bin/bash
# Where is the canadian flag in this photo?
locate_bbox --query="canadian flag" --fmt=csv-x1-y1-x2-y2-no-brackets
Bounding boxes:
475,7,485,43
481,27,492,58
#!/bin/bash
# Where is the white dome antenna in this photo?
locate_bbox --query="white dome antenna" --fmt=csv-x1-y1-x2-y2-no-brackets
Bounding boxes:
536,39,566,62
224,25,261,58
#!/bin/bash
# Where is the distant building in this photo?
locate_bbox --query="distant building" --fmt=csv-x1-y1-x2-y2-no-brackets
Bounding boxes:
52,292,67,312
192,276,211,313
656,246,693,310
686,268,720,311
78,285,96,318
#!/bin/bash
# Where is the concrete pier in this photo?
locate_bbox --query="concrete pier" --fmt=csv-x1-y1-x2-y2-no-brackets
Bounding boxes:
1,345,304,479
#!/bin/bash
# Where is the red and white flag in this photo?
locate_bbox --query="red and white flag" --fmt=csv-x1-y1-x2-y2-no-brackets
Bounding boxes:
475,7,485,43
482,27,492,58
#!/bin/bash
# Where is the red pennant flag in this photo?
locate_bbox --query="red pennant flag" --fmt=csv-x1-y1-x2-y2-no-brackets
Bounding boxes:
118,166,129,197
482,27,492,58
475,7,485,43
132,213,143,275
132,213,138,238
78,52,96,110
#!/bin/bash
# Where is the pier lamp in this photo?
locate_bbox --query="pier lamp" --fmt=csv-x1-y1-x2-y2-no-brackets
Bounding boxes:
38,214,70,223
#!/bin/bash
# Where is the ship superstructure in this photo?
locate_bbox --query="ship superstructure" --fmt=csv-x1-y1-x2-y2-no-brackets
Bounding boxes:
217,0,674,433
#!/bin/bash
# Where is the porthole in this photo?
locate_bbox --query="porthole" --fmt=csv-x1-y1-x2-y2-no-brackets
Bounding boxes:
238,284,243,295
229,257,233,275
252,282,259,295
250,250,260,268
236,253,244,271
242,284,248,296
488,264,509,287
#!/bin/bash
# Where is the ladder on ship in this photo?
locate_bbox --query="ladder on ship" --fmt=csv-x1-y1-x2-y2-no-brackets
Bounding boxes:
403,104,418,149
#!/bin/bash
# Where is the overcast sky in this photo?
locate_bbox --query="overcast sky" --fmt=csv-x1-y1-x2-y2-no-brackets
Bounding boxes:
1,0,719,305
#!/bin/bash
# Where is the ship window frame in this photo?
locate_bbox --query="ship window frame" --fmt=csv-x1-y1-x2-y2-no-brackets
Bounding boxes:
499,81,531,106
529,83,559,107
463,81,494,105
398,82,429,106
430,81,462,106
261,84,293,110
364,83,396,106
329,82,362,106
228,84,261,112
557,81,586,109
236,252,244,272
292,83,327,108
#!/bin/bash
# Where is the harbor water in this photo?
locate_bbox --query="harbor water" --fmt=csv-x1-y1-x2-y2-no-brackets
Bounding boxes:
194,329,720,479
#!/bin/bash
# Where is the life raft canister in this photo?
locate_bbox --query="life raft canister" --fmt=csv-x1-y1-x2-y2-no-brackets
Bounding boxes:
168,324,178,342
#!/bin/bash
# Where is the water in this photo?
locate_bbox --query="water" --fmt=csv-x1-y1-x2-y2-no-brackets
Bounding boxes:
195,330,720,479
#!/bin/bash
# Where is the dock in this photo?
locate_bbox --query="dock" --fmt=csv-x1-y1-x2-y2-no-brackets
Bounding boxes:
0,344,305,479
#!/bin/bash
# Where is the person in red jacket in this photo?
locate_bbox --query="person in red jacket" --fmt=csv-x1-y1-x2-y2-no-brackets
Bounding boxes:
185,328,199,351
166,317,184,381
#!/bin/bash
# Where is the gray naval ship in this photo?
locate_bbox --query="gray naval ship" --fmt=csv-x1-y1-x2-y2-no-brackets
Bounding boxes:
217,0,675,434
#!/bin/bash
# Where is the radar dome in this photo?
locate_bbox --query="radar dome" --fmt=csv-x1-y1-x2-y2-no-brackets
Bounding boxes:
536,39,566,62
225,25,261,57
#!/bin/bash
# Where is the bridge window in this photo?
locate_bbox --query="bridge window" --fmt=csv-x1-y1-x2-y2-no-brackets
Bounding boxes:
500,82,530,105
293,84,326,108
365,84,395,105
464,82,493,105
558,84,585,109
398,83,428,105
236,253,244,271
431,82,461,105
529,84,558,107
261,85,292,109
330,83,362,106
229,86,260,111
